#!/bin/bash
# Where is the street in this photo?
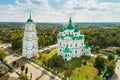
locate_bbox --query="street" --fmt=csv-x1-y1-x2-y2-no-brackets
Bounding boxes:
109,59,120,80
2,44,60,80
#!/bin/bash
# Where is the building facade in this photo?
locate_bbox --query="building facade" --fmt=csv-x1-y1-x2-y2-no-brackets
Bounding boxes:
22,14,38,58
57,17,91,60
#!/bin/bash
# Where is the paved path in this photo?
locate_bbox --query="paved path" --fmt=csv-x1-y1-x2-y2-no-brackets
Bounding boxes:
38,44,57,53
109,59,120,80
4,48,60,80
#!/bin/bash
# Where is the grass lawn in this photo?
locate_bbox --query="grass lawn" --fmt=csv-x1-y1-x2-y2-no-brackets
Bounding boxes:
32,48,57,64
32,49,102,80
70,64,99,80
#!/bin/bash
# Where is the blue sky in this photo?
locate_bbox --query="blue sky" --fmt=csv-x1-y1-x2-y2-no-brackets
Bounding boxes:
0,0,120,22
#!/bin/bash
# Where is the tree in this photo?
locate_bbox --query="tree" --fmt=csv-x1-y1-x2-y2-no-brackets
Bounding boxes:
18,74,29,80
21,65,25,72
94,56,106,74
47,55,65,68
107,54,114,61
107,61,116,74
30,73,32,80
116,48,120,56
11,33,23,50
25,67,28,74
13,61,16,67
0,49,7,62
83,60,87,65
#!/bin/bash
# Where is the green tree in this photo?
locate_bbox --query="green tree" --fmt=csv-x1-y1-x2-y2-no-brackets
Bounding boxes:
47,55,65,68
0,49,7,62
18,74,29,80
107,54,114,61
116,48,120,56
21,65,25,72
94,56,106,74
107,61,116,74
11,33,23,50
25,67,28,74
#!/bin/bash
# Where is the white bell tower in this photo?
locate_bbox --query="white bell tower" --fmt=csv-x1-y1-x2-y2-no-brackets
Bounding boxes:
22,13,38,58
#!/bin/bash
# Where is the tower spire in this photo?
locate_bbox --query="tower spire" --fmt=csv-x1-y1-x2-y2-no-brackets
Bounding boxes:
30,11,31,19
69,16,72,25
26,11,34,22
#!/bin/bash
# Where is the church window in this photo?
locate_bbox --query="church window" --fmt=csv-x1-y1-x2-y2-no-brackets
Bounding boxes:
82,49,83,51
75,50,77,53
66,44,68,47
65,54,67,57
60,49,61,52
75,34,77,36
70,44,72,47
33,43,34,48
60,43,61,46
75,44,77,47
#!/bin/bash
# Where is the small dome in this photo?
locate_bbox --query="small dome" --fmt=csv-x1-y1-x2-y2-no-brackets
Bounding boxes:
60,28,64,32
74,28,79,32
63,47,71,53
27,18,34,22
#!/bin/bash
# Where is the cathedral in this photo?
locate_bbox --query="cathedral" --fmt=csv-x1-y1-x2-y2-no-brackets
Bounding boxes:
57,17,91,60
22,13,38,58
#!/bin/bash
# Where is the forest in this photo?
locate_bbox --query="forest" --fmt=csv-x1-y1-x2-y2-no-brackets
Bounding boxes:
0,22,120,53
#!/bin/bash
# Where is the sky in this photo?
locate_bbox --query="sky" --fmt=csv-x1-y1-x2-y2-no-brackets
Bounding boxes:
0,0,120,22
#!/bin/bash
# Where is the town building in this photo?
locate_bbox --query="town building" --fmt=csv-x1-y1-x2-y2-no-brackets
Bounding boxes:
57,17,91,60
22,13,38,58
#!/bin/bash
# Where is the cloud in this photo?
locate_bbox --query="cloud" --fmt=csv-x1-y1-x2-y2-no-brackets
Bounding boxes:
0,0,120,22
62,0,120,22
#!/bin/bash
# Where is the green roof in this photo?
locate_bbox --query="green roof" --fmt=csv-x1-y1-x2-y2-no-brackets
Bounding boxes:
57,34,84,40
26,13,34,22
63,47,71,53
74,28,80,32
67,24,74,29
84,45,90,49
27,18,33,22
60,28,64,32
74,36,83,40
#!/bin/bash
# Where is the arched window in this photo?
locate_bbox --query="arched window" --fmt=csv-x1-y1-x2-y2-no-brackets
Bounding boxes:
75,44,77,47
66,44,68,47
60,49,61,52
65,54,67,57
75,50,77,53
60,43,61,46
75,34,77,36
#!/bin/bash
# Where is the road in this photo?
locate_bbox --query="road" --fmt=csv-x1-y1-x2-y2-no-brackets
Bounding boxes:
2,44,60,80
38,44,57,53
109,59,120,80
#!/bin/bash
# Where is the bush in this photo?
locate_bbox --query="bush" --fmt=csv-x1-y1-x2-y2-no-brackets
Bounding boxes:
0,49,7,62
18,74,29,80
107,60,116,74
94,56,106,74
107,54,114,61
47,55,65,68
